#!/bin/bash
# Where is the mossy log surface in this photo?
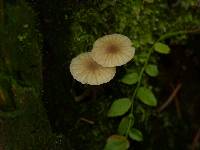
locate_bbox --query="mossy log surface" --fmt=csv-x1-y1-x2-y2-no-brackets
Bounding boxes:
0,1,60,149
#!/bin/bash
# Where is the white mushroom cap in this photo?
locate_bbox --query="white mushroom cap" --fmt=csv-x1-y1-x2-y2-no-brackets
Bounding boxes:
70,52,116,85
91,34,135,67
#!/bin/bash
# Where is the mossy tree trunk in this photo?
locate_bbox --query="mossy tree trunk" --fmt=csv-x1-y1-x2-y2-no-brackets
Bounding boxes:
0,1,57,149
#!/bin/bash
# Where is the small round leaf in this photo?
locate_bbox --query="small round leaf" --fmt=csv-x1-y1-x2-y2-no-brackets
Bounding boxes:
137,87,157,106
121,72,139,85
104,135,130,150
118,115,134,135
108,98,131,117
129,128,143,142
145,64,159,77
154,42,170,54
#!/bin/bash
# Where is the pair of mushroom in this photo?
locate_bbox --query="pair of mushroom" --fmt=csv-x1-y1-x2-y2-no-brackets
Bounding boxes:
70,34,135,85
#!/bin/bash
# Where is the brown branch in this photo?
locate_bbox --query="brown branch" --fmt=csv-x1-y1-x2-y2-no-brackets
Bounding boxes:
170,84,182,119
80,117,95,125
192,128,200,150
174,94,182,118
158,83,182,112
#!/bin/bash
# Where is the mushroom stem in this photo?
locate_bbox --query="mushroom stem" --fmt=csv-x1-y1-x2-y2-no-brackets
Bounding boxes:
72,85,100,102
73,88,91,102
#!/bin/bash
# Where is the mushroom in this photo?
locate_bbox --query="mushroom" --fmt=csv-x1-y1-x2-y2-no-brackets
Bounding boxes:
91,34,135,67
70,52,116,85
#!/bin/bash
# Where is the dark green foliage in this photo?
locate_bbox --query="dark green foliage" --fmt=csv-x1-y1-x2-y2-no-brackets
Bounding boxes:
0,0,42,110
0,1,42,90
1,85,51,150
68,0,200,55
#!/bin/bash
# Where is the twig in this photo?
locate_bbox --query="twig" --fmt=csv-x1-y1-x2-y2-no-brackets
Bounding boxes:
192,128,200,150
170,83,182,119
80,117,95,125
158,83,182,112
174,93,182,118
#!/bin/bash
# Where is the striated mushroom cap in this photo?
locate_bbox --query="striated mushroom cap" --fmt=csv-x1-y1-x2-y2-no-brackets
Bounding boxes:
91,34,135,67
70,52,116,85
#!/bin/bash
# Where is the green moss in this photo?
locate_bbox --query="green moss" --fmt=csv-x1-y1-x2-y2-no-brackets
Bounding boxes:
0,0,42,90
0,1,57,149
69,1,198,52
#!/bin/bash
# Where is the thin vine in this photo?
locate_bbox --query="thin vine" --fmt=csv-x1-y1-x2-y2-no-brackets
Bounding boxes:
125,28,200,137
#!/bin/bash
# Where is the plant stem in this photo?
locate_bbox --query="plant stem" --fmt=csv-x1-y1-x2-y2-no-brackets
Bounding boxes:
125,29,200,137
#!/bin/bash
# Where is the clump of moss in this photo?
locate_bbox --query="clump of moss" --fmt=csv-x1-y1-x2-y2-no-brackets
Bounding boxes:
0,1,58,149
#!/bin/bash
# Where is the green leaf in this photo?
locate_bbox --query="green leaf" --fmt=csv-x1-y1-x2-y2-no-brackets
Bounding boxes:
104,135,130,150
154,42,170,54
108,98,131,117
121,72,139,85
145,64,159,77
137,87,157,106
129,128,143,142
118,115,134,135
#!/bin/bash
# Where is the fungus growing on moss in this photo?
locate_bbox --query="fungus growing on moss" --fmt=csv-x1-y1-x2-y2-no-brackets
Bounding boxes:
70,52,116,85
91,34,135,67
